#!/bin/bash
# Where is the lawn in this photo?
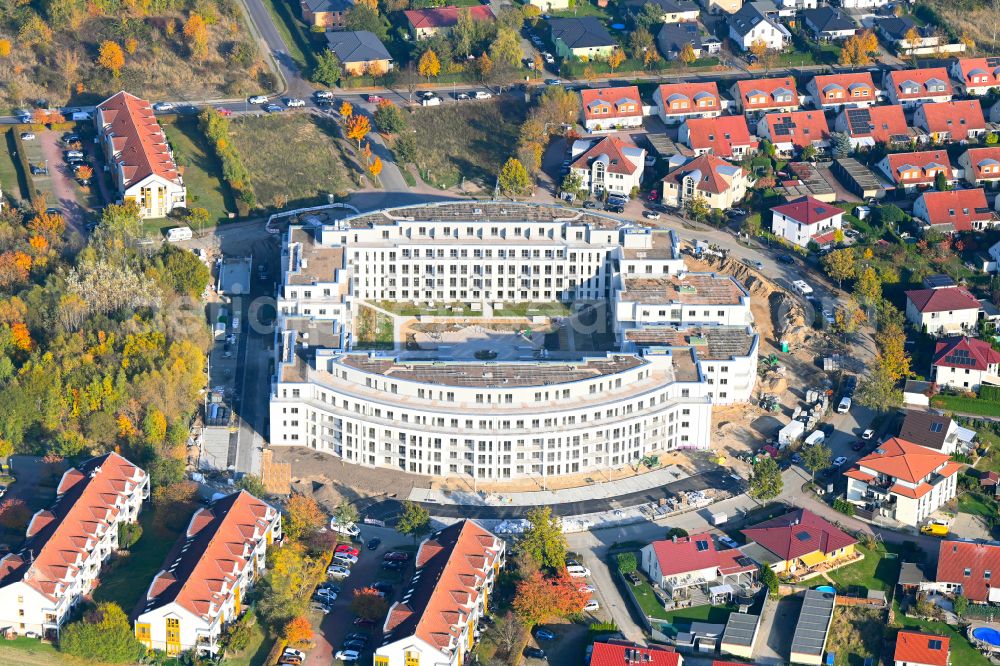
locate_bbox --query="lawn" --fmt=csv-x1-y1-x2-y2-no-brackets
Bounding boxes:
161,120,236,226
931,394,1000,418
0,129,30,203
893,609,991,666
630,578,733,625
494,301,573,317
375,300,480,317
957,490,996,518
228,113,354,209
258,0,319,73
404,97,528,191
826,543,902,595
550,2,616,19
221,610,273,666
828,606,883,666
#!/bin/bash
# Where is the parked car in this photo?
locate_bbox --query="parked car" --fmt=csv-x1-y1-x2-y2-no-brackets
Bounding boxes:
367,537,382,550
474,90,492,99
20,132,35,140
285,98,306,107
334,650,360,662
313,588,337,602
0,485,6,499
535,629,556,641
456,92,470,100
383,551,410,562
421,96,441,107
327,564,351,579
583,201,600,210
777,254,795,265
823,309,835,325
65,150,83,160
315,90,335,100
861,429,875,440
791,452,802,464
264,103,283,113
851,440,866,451
792,279,813,295
30,164,47,175
643,211,661,220
833,456,848,467
336,544,360,557
343,639,367,651
248,95,268,104
152,102,175,112
330,519,360,536
345,632,369,643
566,564,590,578
836,396,851,413
524,647,546,659
334,552,359,565
578,584,596,594
373,581,394,594
647,189,660,201
309,600,332,614
743,258,764,270
545,79,562,86
282,648,306,662
353,618,376,627
583,599,600,611
382,559,404,571
366,94,382,103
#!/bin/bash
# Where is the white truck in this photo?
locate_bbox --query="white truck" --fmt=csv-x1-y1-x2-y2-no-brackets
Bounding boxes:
778,420,805,447
804,430,826,447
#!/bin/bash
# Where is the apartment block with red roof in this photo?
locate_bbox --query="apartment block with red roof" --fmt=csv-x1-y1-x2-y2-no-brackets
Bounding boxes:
377,520,504,666
934,540,1000,602
95,91,186,220
580,86,644,133
570,135,646,196
875,150,956,192
883,68,953,108
931,335,1000,392
807,72,878,111
845,437,961,526
914,100,987,142
640,533,757,602
758,110,830,156
132,490,280,656
661,154,752,210
591,642,682,666
730,77,799,118
950,57,1000,96
739,508,857,575
894,630,950,666
905,285,982,335
0,453,147,640
653,82,723,125
913,188,997,234
678,116,756,160
770,195,844,248
958,147,1000,188
833,104,912,150
404,5,494,39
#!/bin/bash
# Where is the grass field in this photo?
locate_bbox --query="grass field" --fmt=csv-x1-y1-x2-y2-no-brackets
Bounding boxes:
229,113,354,209
92,510,182,612
931,394,1000,417
0,129,29,203
630,577,734,626
958,490,996,518
162,120,236,226
826,543,902,595
405,97,528,191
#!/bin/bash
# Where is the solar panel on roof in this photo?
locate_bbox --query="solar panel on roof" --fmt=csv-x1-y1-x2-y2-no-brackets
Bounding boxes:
795,531,812,541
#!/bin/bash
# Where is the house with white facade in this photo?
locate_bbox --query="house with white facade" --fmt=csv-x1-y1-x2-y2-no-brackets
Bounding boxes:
807,72,877,111
951,57,1000,96
913,100,986,143
898,409,976,456
640,533,757,602
569,135,646,197
905,286,981,336
661,154,752,210
728,3,790,51
731,77,799,118
376,521,504,666
653,82,723,125
625,0,700,23
679,115,757,160
0,453,147,640
580,86,643,133
801,7,857,41
833,104,912,150
913,188,997,234
883,68,954,108
958,147,1000,189
838,0,889,8
95,91,186,219
132,491,280,656
931,336,1000,392
876,150,956,193
770,196,844,248
844,437,961,527
758,110,831,156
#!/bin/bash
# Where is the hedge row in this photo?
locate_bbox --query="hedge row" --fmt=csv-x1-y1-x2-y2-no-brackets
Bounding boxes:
9,129,36,204
198,108,257,212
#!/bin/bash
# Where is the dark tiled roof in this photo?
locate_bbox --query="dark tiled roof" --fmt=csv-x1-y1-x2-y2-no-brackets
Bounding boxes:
326,30,391,64
550,16,616,49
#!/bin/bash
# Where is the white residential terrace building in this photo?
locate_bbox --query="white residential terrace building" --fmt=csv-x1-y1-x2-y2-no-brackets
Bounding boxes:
269,202,759,482
0,453,148,640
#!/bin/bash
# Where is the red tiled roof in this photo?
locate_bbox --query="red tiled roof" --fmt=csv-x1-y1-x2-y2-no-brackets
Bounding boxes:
844,468,876,483
885,150,953,185
0,453,145,602
955,57,1000,88
916,188,993,231
735,77,798,111
887,67,953,100
851,437,954,484
894,630,950,666
917,100,986,136
937,540,1000,602
771,195,842,225
591,642,680,666
647,533,756,577
763,110,830,148
404,4,494,29
844,104,909,143
964,147,1000,181
96,91,181,186
933,336,1000,371
663,153,745,195
740,509,857,561
683,116,756,158
657,82,721,116
580,86,642,123
812,72,876,106
571,135,641,175
905,285,981,313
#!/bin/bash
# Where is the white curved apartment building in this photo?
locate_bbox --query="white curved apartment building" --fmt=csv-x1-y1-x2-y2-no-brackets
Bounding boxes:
269,202,758,482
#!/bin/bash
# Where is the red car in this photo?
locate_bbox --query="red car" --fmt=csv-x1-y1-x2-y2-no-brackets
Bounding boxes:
216,107,233,117
647,190,660,201
366,94,382,103
336,544,360,557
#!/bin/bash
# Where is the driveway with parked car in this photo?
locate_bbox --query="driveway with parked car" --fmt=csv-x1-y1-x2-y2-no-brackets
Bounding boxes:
33,131,93,232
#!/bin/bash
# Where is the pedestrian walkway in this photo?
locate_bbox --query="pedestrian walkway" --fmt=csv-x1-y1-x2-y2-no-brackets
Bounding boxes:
407,464,692,506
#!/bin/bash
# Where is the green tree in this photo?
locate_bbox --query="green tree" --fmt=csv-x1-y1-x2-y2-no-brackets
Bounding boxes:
235,474,267,497
934,170,950,191
954,594,969,617
314,50,342,87
800,144,818,161
875,203,906,228
498,157,531,196
397,500,431,544
60,603,146,663
854,266,882,305
748,456,782,500
451,8,478,58
759,564,779,598
374,101,407,134
334,499,360,527
520,506,567,571
394,132,417,163
629,27,654,59
802,443,832,481
345,3,388,40
161,244,211,296
742,213,762,237
831,132,852,158
490,27,523,68
822,248,856,288
635,2,665,31
616,552,637,573
685,195,711,221
561,171,583,198
666,527,688,539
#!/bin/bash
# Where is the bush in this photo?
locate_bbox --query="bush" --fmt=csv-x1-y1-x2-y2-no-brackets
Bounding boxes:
60,603,146,663
833,499,856,517
760,564,780,598
117,521,143,550
589,621,618,632
666,527,688,539
954,594,969,617
616,552,637,574
221,612,256,652
198,108,256,211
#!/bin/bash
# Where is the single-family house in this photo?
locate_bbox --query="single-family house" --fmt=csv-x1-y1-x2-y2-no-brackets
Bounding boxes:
570,135,646,197
300,0,352,30
739,509,858,575
731,77,799,117
801,7,857,40
654,82,723,125
894,631,950,666
770,195,844,248
959,147,1000,188
898,409,976,455
728,3,790,51
844,437,961,527
404,5,494,40
905,286,981,335
913,188,997,233
758,110,830,156
877,17,940,53
625,0,700,23
931,336,1000,392
883,68,954,108
808,72,876,110
550,17,617,60
580,86,643,132
640,533,757,601
950,57,1000,96
876,150,956,192
591,643,682,666
834,104,911,149
934,540,1000,603
325,31,393,76
914,100,986,142
657,23,722,60
661,154,751,209
679,115,757,159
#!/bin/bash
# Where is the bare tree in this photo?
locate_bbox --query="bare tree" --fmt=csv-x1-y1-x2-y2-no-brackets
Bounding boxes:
55,49,81,99
492,613,526,659
400,63,420,104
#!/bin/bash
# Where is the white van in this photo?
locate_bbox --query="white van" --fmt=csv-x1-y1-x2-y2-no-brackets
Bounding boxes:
792,280,813,295
231,316,241,332
329,519,360,537
166,226,193,242
566,564,590,578
804,430,825,447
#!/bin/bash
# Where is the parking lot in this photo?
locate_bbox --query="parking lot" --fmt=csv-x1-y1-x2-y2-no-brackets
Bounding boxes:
18,130,97,231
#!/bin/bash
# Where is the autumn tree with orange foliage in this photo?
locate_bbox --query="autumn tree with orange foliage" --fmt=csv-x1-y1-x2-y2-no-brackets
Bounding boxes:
282,616,314,646
285,495,326,540
0,251,31,289
339,100,353,119
183,13,209,61
513,571,588,627
346,114,371,148
351,587,390,621
607,48,625,72
369,156,383,186
97,40,125,77
10,323,32,351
